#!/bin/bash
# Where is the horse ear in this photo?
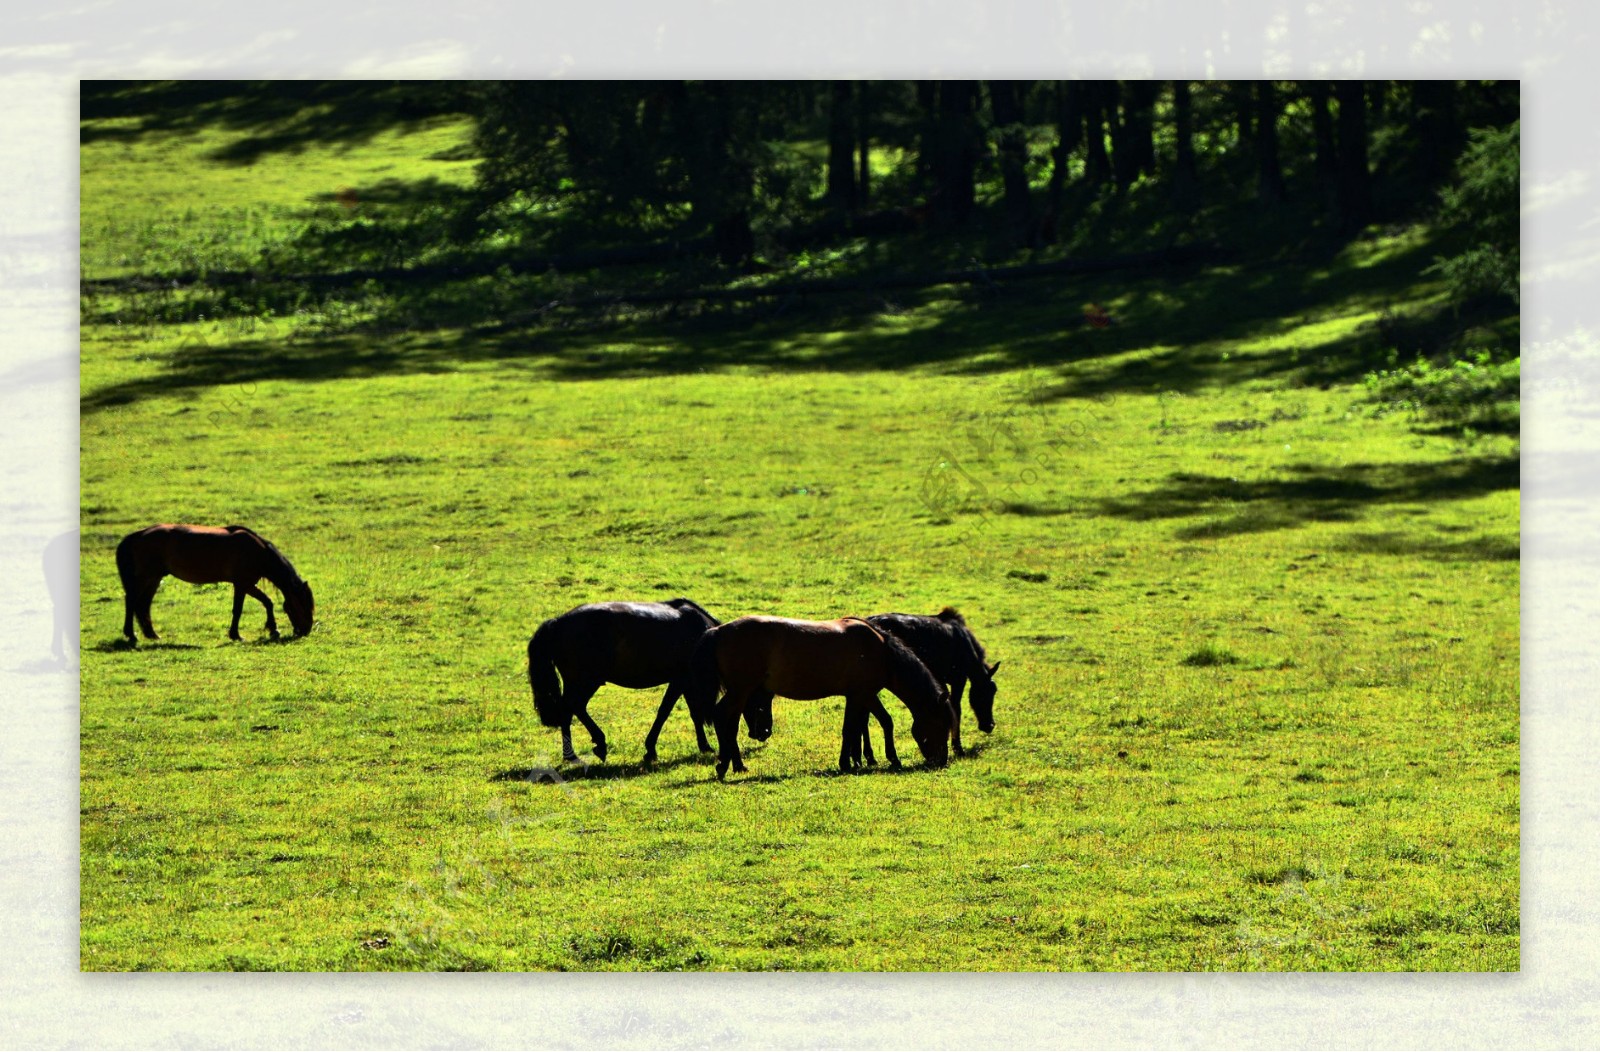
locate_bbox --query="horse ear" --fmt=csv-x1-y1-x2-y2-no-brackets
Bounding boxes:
987,661,1001,676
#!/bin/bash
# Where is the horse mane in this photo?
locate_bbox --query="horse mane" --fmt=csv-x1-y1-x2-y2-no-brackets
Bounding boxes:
931,606,992,675
665,597,718,626
955,620,991,675
877,627,944,716
229,525,305,587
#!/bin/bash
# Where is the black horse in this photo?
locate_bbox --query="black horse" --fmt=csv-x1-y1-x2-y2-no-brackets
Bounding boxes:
862,608,1000,757
526,598,725,765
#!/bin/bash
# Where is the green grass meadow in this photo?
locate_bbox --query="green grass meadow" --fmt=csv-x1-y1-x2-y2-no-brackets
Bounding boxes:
79,104,1519,971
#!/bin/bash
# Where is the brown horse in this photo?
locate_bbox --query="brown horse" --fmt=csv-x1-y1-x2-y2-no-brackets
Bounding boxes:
687,615,952,779
117,524,314,642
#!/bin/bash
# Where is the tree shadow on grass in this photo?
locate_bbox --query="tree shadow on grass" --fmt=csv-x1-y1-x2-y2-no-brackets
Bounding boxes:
1335,530,1519,561
81,81,471,160
1098,456,1519,542
80,210,1480,417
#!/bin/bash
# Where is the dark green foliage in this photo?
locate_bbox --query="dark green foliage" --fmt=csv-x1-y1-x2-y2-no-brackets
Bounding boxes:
1363,352,1520,428
1427,121,1520,304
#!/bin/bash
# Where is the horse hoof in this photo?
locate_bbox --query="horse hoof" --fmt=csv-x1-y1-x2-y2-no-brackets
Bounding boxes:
593,744,608,761
715,761,729,780
641,751,657,767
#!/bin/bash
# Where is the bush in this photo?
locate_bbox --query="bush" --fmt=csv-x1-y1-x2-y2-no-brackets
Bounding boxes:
1362,351,1520,425
1426,121,1519,304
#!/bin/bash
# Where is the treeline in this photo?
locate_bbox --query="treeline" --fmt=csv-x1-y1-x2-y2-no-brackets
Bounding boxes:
460,80,1519,270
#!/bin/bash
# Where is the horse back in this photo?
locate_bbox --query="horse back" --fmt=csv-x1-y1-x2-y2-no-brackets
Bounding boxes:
130,523,267,586
868,612,975,683
551,600,709,688
716,615,887,700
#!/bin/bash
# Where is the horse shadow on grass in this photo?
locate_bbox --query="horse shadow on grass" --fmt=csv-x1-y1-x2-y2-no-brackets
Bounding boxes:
89,639,203,653
491,749,715,785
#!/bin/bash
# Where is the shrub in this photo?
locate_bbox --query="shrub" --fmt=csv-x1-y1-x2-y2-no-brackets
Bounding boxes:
1426,121,1519,304
1362,351,1519,425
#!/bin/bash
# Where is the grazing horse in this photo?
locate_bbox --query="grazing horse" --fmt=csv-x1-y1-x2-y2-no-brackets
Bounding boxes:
527,598,732,764
116,524,314,642
867,608,1000,755
687,615,952,779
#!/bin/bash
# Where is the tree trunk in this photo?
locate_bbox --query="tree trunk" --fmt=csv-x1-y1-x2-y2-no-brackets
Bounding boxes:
915,80,938,190
1117,81,1158,187
1171,80,1200,212
1410,79,1461,188
1045,81,1085,240
826,81,856,210
671,82,754,265
989,80,1035,246
1254,81,1286,205
1335,80,1372,232
1083,81,1112,188
1305,80,1339,212
932,81,979,227
855,81,871,206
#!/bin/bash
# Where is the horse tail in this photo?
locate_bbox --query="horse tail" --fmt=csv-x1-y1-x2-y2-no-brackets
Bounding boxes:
666,596,719,627
526,620,567,728
115,530,143,617
685,630,722,726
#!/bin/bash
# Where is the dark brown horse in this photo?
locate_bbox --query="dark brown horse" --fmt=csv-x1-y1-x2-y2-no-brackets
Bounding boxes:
527,598,731,765
867,608,1000,755
116,524,314,642
687,615,952,779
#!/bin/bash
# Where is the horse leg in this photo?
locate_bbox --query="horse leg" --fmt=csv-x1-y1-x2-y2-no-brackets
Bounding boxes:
839,697,857,771
642,682,682,765
242,584,279,639
228,587,246,641
860,694,877,766
122,589,138,643
840,694,874,772
949,677,968,756
713,692,746,779
869,694,900,769
136,580,160,640
565,682,607,762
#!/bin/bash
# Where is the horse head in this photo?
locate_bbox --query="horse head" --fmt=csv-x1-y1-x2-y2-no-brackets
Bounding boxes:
910,687,952,768
284,579,315,636
881,631,951,767
743,695,773,741
970,660,1000,733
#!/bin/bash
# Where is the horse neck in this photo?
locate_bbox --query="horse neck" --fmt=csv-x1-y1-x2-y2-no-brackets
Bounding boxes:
260,551,301,592
885,659,935,717
953,624,988,679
